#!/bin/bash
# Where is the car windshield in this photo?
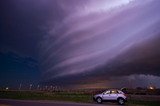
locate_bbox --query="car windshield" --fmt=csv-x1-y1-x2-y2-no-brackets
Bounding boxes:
118,90,124,94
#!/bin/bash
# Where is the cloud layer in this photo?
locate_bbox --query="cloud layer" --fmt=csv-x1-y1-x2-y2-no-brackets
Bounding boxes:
38,0,160,88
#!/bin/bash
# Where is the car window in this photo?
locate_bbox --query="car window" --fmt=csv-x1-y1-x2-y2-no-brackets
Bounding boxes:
104,90,110,94
111,90,118,94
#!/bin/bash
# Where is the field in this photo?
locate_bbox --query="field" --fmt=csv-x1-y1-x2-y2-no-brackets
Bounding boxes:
0,90,160,106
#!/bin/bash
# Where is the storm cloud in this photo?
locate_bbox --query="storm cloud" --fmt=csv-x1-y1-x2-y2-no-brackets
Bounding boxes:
37,0,160,88
1,0,160,88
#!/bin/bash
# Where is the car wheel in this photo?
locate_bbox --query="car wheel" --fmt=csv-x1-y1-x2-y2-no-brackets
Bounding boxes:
96,97,102,104
118,98,125,105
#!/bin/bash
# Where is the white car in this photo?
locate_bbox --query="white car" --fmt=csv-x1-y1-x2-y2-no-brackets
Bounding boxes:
93,89,127,105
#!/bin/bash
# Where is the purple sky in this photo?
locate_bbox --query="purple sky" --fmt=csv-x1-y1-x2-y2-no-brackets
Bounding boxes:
0,0,160,88
38,0,160,88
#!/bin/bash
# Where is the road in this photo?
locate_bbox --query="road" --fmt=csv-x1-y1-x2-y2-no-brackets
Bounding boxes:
0,99,119,106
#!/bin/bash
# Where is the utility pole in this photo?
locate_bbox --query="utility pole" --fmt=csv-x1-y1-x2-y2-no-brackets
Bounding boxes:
19,83,22,90
29,84,32,90
37,85,40,90
45,86,48,90
50,85,53,91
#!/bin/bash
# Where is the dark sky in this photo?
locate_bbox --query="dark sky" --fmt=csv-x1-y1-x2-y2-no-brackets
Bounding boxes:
0,0,160,89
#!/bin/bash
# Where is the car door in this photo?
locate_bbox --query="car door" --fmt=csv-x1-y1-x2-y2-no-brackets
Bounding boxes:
109,90,118,100
102,90,112,100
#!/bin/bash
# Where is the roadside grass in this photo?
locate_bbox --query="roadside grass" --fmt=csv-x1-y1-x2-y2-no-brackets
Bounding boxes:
127,100,160,106
0,91,160,106
0,91,92,103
